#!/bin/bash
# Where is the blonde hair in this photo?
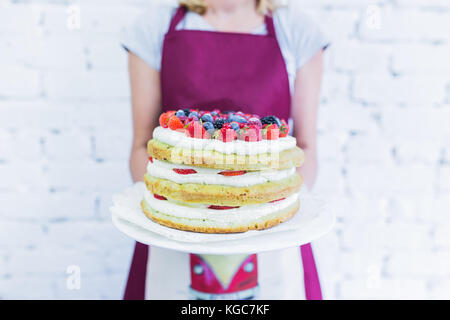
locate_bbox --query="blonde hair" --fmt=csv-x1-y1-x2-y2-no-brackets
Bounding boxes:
179,0,278,15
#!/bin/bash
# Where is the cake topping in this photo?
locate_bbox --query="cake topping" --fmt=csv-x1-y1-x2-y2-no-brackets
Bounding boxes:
261,115,282,127
168,115,184,130
158,109,288,142
263,123,280,140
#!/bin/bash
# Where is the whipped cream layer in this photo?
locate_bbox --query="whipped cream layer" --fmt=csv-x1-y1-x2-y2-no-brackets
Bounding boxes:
143,189,299,222
153,126,297,155
147,159,296,187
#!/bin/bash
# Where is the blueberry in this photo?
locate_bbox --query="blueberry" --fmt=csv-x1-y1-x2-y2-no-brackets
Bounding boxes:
229,114,247,124
203,121,215,133
175,109,185,118
183,108,191,116
229,122,240,132
211,111,218,117
188,111,199,118
201,113,214,123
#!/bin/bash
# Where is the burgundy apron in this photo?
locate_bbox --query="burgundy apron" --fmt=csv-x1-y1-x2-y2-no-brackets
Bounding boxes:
124,6,322,300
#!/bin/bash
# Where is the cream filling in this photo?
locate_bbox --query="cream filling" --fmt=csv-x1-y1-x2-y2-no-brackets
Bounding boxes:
143,189,299,222
147,160,296,187
152,126,297,155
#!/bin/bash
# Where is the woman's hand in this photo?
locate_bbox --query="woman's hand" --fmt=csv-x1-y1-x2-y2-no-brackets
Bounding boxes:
291,50,324,190
128,52,162,182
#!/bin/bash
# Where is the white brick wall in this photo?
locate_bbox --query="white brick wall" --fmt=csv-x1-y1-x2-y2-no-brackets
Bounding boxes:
0,0,449,299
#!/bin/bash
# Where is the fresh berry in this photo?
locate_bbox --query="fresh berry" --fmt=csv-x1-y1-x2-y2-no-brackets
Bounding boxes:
186,120,206,138
247,117,262,128
261,115,282,127
228,114,247,124
222,122,232,129
217,127,237,142
201,113,214,123
153,194,167,200
279,119,289,137
218,170,246,176
178,115,187,123
173,168,197,174
168,116,184,130
207,205,240,210
203,121,215,134
188,111,199,118
175,109,185,118
239,125,262,142
229,121,240,132
159,112,170,128
211,111,219,117
187,114,199,123
148,157,153,163
264,123,280,140
213,118,226,129
183,108,191,116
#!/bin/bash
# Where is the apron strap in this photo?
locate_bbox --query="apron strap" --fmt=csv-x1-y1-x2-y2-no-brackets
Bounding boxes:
300,243,322,300
123,242,149,300
264,14,276,37
168,6,188,32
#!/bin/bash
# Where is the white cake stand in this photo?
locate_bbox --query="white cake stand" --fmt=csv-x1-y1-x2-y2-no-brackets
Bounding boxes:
110,182,334,255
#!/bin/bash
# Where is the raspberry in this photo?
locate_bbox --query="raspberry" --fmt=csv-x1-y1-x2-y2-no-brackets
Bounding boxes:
173,168,197,174
247,117,262,128
148,157,153,163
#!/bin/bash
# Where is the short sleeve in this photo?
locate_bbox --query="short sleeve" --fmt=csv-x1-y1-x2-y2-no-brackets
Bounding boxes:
120,3,176,71
277,2,330,71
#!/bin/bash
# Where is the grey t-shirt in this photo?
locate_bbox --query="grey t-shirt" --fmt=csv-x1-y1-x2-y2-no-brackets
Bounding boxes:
121,0,329,94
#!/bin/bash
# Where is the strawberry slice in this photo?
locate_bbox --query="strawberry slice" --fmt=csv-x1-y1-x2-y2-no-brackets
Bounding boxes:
153,194,167,200
269,197,286,203
173,168,197,175
208,205,240,210
148,157,153,163
264,124,280,140
218,170,246,176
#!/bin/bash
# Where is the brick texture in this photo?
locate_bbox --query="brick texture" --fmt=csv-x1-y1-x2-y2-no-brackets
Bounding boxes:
0,0,449,299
